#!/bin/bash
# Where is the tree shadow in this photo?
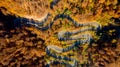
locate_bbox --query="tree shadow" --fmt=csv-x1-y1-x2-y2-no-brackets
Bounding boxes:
0,9,16,31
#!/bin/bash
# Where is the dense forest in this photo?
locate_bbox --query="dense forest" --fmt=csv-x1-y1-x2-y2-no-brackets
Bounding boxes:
0,0,120,67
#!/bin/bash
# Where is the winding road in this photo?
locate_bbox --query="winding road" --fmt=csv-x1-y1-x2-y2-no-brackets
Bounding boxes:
14,13,101,67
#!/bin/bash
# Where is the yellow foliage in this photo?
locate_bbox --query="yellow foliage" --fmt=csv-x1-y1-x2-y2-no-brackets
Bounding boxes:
112,39,117,43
